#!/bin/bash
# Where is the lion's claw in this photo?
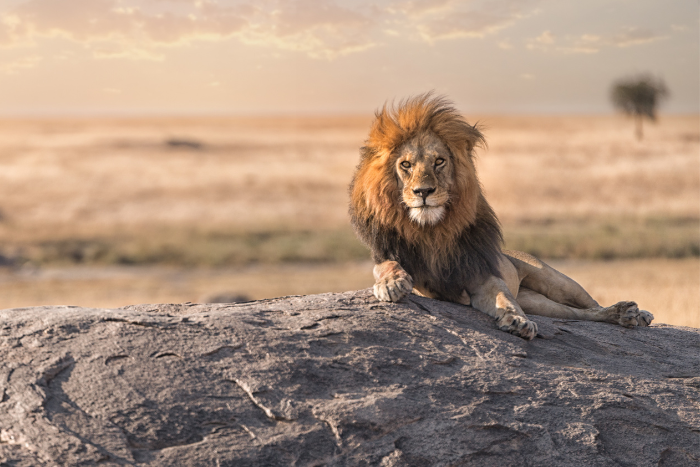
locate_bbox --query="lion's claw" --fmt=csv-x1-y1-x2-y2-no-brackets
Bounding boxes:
609,301,654,327
498,314,538,340
373,271,413,302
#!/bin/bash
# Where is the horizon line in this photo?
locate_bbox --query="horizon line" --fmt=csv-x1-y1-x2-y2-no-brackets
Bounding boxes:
0,110,697,119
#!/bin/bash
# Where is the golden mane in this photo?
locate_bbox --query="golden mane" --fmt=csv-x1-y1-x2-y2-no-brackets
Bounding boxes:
350,94,490,265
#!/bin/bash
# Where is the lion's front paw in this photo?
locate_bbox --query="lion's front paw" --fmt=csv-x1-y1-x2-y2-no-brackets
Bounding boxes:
608,301,654,327
497,314,538,340
373,270,413,302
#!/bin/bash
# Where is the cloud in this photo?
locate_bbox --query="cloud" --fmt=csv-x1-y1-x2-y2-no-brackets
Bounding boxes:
0,0,676,65
0,0,541,61
608,27,663,47
0,0,379,60
0,0,249,50
528,27,665,54
497,38,513,49
0,54,41,74
534,30,554,45
240,0,377,59
394,0,541,42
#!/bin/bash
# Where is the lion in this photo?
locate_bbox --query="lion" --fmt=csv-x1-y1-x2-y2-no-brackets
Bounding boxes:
349,94,653,340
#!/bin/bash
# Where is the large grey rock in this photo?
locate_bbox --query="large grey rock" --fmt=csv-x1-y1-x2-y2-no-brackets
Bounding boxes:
0,290,698,466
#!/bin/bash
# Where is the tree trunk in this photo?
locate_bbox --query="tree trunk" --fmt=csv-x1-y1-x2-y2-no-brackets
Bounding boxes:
635,114,643,140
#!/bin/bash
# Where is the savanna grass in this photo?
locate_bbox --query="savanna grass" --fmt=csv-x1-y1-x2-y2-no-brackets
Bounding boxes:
4,216,698,267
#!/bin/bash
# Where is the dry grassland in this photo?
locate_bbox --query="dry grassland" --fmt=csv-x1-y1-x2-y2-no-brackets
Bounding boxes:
0,114,696,241
0,116,367,236
0,114,697,326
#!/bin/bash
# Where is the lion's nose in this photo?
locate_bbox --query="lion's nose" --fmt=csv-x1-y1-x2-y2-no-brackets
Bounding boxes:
413,187,436,202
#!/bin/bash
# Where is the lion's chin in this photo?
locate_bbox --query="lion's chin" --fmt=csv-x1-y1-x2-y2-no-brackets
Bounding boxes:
408,206,445,226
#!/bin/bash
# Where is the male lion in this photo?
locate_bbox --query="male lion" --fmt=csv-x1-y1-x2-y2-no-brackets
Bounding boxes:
349,94,653,340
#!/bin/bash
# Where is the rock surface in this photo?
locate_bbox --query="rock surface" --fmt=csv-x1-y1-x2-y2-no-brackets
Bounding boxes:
1,289,699,466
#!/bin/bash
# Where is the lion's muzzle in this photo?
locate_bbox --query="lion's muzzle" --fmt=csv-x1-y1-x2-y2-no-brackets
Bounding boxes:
408,205,446,225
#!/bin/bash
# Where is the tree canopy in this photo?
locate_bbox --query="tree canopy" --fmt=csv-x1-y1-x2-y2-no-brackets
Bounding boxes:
611,74,669,139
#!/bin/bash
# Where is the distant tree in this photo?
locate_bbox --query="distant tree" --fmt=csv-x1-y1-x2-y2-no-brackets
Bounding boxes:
610,74,669,140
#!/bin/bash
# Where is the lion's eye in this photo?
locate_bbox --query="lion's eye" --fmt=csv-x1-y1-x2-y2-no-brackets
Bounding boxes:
435,158,445,166
400,161,411,169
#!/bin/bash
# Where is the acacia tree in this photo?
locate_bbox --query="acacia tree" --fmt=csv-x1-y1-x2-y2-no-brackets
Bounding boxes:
610,74,669,140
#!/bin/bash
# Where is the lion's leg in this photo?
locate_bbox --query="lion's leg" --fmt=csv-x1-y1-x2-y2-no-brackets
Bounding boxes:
373,260,413,302
469,275,538,340
516,287,653,327
503,250,599,309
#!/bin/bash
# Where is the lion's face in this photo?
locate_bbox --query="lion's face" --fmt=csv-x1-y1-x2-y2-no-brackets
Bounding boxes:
351,94,486,245
395,133,454,226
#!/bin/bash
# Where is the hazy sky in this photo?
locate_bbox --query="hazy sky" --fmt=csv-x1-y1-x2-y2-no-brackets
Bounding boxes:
0,0,697,115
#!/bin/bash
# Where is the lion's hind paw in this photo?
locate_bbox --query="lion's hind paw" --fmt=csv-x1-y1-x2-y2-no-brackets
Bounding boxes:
498,314,538,340
373,271,413,303
608,301,654,327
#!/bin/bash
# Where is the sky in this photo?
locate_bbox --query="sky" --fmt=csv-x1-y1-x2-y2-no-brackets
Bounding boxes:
0,0,697,115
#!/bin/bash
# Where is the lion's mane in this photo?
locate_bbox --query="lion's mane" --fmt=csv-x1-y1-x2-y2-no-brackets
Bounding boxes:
349,94,503,301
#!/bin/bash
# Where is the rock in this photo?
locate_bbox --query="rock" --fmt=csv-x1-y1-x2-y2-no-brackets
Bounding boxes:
0,290,698,466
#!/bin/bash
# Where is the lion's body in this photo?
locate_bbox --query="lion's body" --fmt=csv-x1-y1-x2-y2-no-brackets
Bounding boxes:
350,95,653,339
